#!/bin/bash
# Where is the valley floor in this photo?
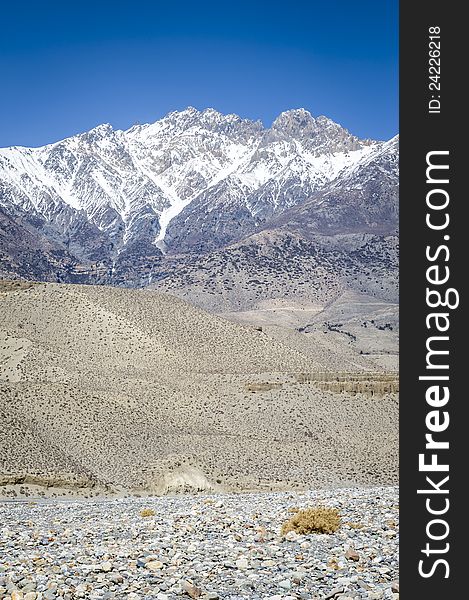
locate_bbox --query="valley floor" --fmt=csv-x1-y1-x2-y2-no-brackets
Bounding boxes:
0,487,398,600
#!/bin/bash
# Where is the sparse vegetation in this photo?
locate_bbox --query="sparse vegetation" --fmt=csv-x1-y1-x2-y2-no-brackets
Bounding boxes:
281,506,341,535
140,508,155,518
0,280,36,292
245,382,283,393
347,522,365,529
0,283,398,496
295,372,399,396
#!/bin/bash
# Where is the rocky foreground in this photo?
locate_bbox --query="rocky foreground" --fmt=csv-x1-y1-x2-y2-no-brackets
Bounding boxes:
0,487,398,600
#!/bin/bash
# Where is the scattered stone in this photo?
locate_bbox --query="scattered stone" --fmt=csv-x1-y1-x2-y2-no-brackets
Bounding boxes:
345,548,360,561
0,488,398,600
278,579,291,590
324,587,345,599
235,558,249,570
146,560,164,571
263,559,276,567
292,572,305,584
182,580,203,598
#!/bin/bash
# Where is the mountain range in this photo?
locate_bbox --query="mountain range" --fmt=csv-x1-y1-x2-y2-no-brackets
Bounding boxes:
0,108,397,263
0,107,398,366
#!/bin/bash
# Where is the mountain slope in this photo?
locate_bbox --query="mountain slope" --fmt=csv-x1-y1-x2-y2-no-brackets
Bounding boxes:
0,108,399,367
148,137,399,367
270,135,399,237
151,138,398,316
0,108,382,278
0,282,398,496
162,109,377,253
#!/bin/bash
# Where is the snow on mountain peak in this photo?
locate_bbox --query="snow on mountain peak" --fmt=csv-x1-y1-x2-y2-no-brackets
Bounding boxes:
272,108,315,129
87,123,114,136
0,107,388,255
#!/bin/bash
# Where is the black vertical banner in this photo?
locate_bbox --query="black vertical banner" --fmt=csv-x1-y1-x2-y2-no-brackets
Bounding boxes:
400,1,464,597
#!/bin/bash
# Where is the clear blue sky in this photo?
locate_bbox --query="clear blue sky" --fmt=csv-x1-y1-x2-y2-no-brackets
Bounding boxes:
0,0,398,147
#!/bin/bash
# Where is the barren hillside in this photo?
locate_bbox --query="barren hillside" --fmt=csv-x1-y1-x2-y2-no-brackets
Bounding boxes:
0,282,398,498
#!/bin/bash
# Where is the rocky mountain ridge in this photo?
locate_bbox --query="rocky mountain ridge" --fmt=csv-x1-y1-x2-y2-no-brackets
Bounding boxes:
0,108,394,281
0,108,398,367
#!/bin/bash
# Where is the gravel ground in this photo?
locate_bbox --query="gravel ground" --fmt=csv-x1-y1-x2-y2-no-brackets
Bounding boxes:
0,487,398,600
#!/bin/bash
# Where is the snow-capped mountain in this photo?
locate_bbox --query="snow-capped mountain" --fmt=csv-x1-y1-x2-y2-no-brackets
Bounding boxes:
270,135,399,237
0,108,379,254
0,108,398,298
152,136,399,312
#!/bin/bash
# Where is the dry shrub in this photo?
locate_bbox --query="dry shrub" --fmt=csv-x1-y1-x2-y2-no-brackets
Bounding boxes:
140,508,155,518
281,506,341,535
347,522,364,529
0,280,36,293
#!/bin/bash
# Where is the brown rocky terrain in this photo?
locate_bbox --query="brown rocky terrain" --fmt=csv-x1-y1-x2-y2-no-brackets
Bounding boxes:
0,281,398,498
